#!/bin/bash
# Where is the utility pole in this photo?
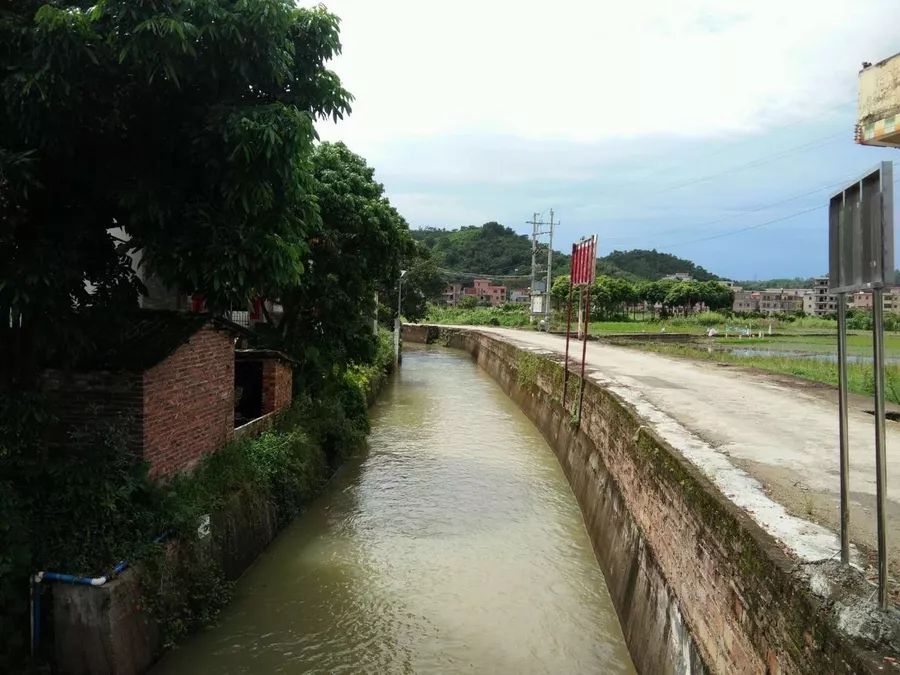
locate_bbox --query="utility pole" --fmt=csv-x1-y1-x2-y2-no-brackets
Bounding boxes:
526,211,556,327
546,209,555,326
529,212,538,324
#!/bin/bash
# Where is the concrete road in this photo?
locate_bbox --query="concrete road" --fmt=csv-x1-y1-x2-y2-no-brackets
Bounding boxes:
451,326,900,578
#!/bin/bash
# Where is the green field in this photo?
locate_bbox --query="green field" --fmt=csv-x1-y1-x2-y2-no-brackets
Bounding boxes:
423,305,900,402
619,339,900,404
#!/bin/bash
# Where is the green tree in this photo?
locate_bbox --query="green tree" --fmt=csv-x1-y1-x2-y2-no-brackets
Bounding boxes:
400,248,445,322
0,0,351,384
701,281,735,312
457,295,477,309
589,275,637,319
264,142,413,380
664,281,706,314
551,274,572,310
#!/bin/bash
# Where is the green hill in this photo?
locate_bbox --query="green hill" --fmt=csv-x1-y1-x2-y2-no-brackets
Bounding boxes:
412,223,720,283
602,249,719,281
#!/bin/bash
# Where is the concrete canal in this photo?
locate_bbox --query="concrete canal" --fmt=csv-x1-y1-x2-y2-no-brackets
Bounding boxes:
153,344,634,674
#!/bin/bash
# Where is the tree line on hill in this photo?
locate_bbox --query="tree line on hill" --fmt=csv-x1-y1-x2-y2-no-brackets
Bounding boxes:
412,222,721,285
550,276,735,319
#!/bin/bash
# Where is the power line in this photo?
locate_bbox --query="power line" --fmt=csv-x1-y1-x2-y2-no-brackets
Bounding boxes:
656,132,845,194
633,97,856,183
658,175,900,250
605,171,860,243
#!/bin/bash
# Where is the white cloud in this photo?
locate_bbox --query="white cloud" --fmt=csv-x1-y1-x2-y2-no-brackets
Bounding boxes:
317,0,900,146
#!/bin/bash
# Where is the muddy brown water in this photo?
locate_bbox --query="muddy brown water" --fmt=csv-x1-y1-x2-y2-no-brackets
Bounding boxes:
153,344,634,674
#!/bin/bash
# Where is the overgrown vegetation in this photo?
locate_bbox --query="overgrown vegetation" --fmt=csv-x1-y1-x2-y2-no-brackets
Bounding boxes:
425,303,531,327
0,337,394,666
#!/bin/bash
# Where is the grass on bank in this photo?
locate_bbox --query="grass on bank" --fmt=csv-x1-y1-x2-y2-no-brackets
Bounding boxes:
624,340,900,405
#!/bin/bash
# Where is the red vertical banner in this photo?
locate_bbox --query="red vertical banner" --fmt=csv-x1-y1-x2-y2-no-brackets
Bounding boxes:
572,236,597,286
576,243,584,283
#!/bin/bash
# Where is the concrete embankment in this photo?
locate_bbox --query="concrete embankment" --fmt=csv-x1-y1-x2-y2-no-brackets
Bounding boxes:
404,324,896,674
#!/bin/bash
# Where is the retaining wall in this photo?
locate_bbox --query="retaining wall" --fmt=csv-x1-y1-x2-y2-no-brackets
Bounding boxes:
404,325,882,674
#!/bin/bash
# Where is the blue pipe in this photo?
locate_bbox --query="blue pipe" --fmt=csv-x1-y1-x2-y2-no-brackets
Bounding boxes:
30,532,170,655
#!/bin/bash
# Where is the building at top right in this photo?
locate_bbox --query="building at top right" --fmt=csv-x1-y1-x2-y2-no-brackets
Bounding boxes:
857,52,900,148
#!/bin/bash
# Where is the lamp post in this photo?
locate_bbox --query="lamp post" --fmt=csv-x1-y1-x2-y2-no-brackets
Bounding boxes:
395,270,407,365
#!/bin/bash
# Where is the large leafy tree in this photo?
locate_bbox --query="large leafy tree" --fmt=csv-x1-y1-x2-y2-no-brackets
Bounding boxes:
264,142,414,380
398,247,445,322
0,0,351,384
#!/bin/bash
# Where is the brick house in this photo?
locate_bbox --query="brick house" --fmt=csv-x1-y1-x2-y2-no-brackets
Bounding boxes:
234,349,295,430
41,311,292,479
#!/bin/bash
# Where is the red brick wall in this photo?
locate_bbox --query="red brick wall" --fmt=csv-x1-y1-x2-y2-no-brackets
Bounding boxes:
40,369,144,453
143,325,234,478
261,360,292,414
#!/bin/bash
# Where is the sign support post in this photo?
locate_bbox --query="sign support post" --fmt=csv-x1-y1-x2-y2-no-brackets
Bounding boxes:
577,284,591,424
828,161,893,608
563,244,575,407
873,287,889,607
836,293,851,565
562,234,597,425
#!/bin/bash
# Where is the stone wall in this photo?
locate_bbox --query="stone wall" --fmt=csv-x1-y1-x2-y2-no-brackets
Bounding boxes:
142,325,235,478
409,327,880,675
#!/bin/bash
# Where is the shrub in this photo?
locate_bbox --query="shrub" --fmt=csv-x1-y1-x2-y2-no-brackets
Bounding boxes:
0,336,394,668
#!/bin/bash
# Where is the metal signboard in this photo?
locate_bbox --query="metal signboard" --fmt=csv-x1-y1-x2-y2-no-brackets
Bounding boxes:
828,162,894,293
571,235,597,286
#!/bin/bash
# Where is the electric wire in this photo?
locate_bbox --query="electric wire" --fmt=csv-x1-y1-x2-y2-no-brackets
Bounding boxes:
660,175,900,249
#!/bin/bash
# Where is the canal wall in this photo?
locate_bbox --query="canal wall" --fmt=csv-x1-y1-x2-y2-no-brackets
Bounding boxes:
404,325,882,674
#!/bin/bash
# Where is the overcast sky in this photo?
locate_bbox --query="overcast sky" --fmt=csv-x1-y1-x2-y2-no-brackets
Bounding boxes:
317,0,900,280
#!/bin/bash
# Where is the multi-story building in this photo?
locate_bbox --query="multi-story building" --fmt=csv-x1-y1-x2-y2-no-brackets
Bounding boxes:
443,279,508,307
732,290,760,314
509,288,530,304
758,289,804,315
849,287,900,313
800,290,816,316
813,276,837,316
465,278,507,306
442,283,464,306
733,288,814,315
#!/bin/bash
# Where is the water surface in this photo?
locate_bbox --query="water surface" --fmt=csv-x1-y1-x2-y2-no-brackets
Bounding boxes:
154,345,634,674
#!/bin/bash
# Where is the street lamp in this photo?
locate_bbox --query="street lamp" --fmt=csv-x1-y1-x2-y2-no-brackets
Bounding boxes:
394,270,407,365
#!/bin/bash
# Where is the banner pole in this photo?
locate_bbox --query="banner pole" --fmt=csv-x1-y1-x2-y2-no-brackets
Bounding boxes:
563,243,576,407
577,284,591,425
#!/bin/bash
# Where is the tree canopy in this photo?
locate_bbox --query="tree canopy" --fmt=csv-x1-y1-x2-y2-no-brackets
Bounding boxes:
412,223,721,286
262,142,413,379
549,274,734,318
1,0,351,383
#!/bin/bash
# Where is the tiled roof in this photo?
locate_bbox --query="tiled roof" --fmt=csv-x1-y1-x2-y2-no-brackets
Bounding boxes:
78,310,246,371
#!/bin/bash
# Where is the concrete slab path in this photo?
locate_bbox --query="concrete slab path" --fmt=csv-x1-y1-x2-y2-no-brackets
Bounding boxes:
444,326,900,592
